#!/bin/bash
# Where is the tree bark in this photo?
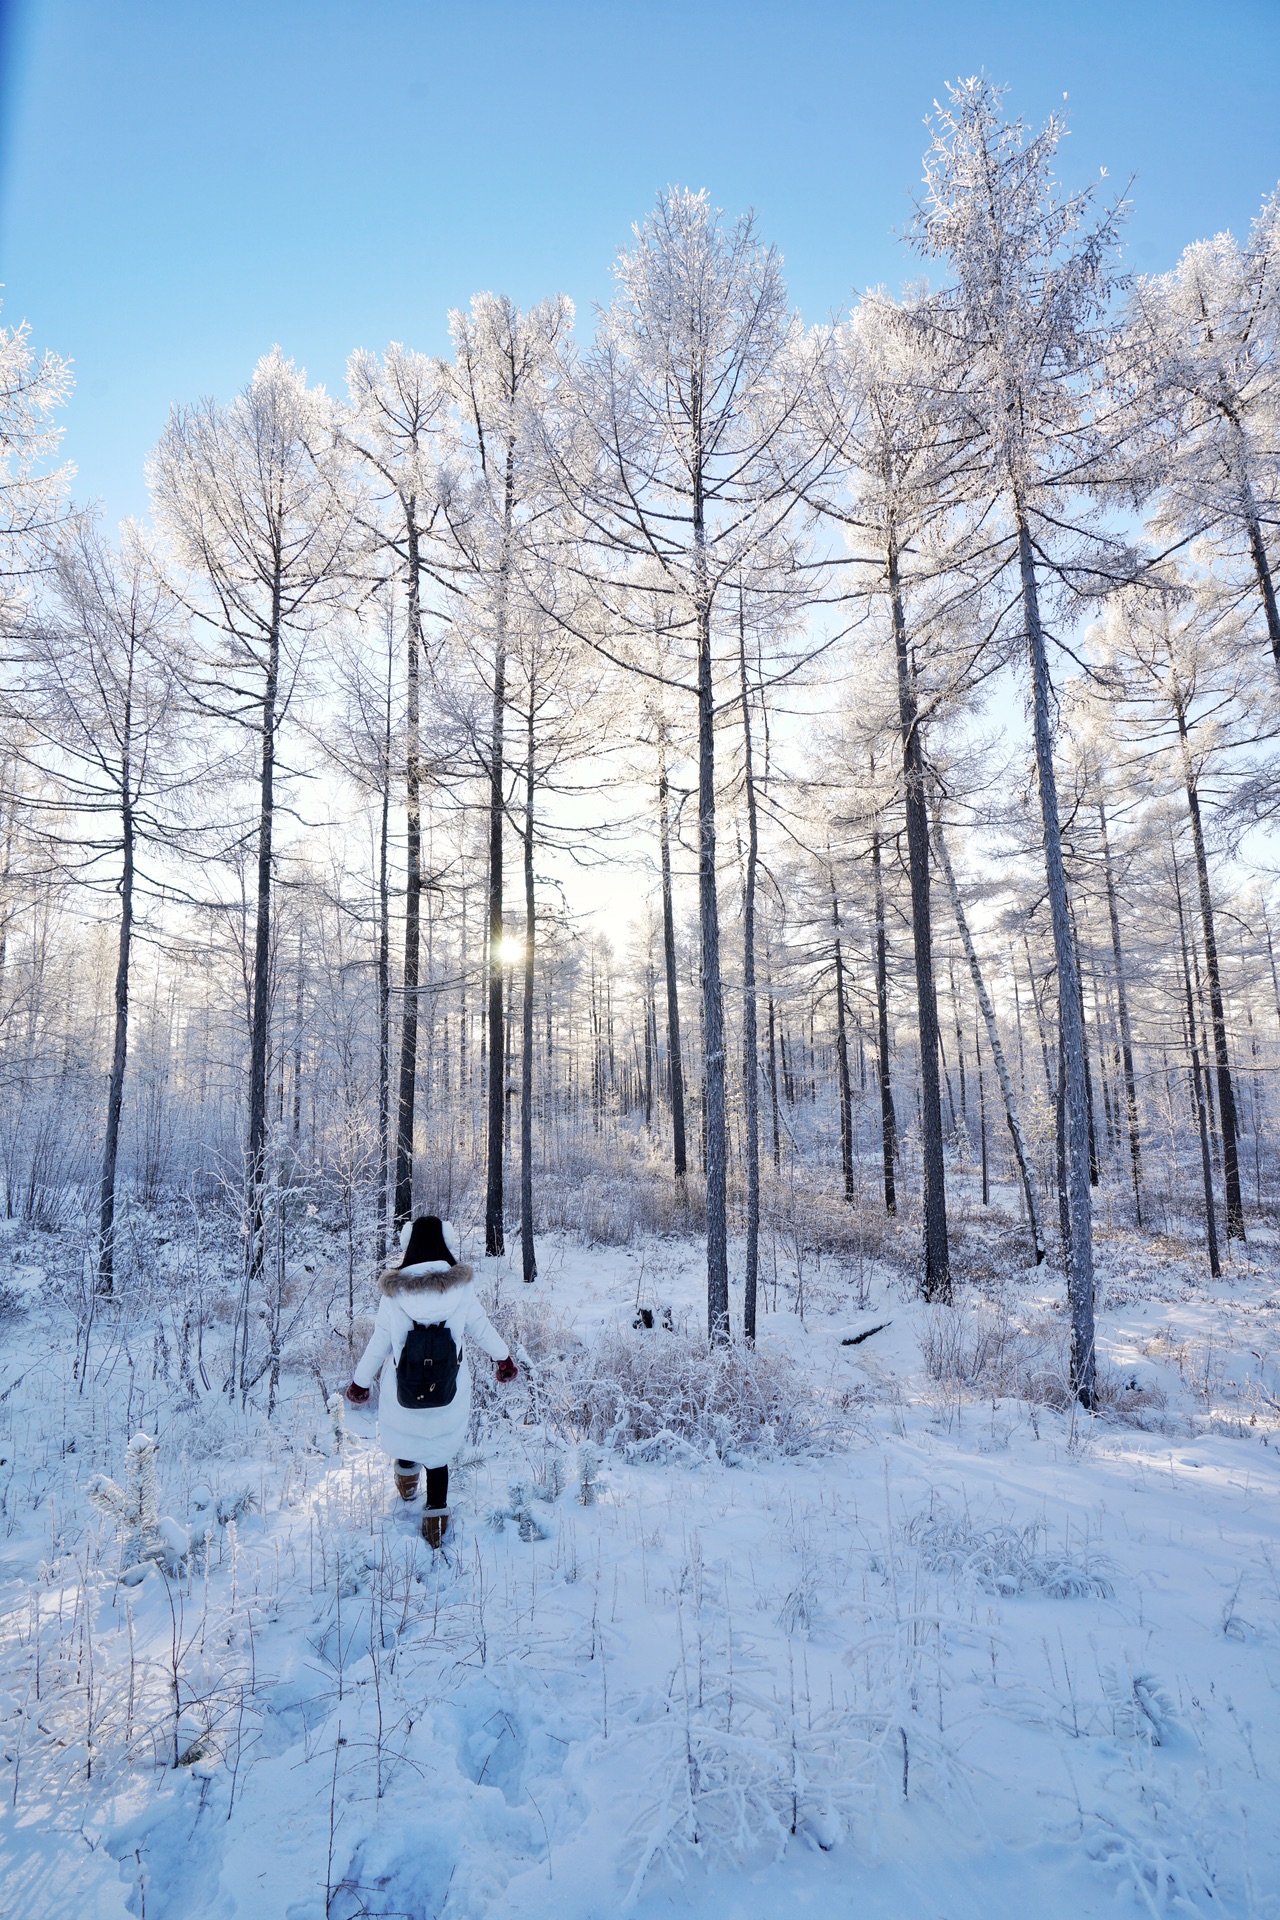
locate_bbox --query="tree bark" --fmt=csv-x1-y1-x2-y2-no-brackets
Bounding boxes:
1097,797,1143,1226
932,809,1046,1264
657,724,688,1181
887,535,949,1300
1016,506,1094,1401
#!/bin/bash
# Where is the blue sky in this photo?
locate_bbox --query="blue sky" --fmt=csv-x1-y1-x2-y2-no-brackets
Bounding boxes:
2,0,1278,529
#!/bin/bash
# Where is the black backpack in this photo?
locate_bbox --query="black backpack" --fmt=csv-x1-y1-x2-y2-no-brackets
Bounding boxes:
395,1320,459,1408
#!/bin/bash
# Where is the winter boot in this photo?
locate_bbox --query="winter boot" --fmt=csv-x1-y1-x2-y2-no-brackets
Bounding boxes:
394,1463,420,1502
422,1507,450,1549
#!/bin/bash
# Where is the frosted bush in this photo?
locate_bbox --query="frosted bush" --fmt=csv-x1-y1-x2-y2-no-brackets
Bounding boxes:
535,1164,706,1244
1101,1665,1178,1744
475,1294,825,1457
488,1480,551,1540
905,1507,1113,1599
920,1295,1063,1399
566,1330,819,1458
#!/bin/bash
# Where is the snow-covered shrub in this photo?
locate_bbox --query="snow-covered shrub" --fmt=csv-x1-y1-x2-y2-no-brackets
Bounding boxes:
905,1506,1113,1599
86,1431,187,1578
1101,1665,1178,1744
624,1682,893,1898
564,1330,819,1458
921,1296,1068,1403
476,1286,825,1458
489,1481,551,1541
533,1148,706,1243
1089,1365,1168,1422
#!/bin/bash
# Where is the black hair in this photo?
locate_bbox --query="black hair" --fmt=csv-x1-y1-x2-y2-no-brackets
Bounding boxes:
400,1215,456,1268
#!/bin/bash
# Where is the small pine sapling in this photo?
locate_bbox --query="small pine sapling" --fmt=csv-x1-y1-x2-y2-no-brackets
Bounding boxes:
327,1390,346,1455
505,1479,550,1542
577,1444,602,1506
86,1432,187,1578
537,1452,564,1502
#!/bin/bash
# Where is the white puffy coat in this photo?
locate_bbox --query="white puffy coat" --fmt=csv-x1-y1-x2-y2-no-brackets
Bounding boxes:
352,1259,509,1468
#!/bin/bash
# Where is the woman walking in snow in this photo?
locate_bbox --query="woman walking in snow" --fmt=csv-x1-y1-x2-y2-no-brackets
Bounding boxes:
345,1215,517,1546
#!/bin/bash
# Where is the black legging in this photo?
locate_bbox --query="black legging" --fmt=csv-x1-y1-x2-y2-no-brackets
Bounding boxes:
397,1460,448,1509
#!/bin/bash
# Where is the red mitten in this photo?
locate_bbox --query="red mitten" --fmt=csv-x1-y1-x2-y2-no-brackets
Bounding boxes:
495,1356,518,1384
344,1380,371,1404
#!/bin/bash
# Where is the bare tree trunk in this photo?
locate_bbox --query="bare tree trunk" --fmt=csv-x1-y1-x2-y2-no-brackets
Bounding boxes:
767,979,781,1170
738,599,760,1340
643,944,655,1130
376,627,392,1263
1023,932,1055,1105
932,810,1045,1263
290,928,304,1148
1068,897,1100,1187
948,955,967,1124
1173,847,1221,1277
1176,711,1245,1240
1097,797,1143,1226
520,694,537,1284
976,1027,989,1205
1016,506,1094,1402
394,525,423,1230
1226,411,1280,676
244,593,282,1373
657,725,688,1181
698,649,728,1336
830,875,855,1204
1263,909,1280,1035
870,809,898,1216
887,536,949,1300
485,449,516,1257
96,763,134,1298
692,442,729,1340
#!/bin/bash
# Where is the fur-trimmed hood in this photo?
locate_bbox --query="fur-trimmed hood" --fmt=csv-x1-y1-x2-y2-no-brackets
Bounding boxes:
380,1259,474,1299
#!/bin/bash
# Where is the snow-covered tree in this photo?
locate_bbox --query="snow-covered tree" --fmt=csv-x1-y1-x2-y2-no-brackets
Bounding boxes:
910,78,1132,1401
443,292,573,1258
8,518,185,1293
150,350,359,1377
0,302,73,631
1127,191,1280,678
554,188,828,1340
342,345,454,1234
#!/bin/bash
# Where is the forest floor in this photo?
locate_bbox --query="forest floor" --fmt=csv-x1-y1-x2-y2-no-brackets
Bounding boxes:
0,1204,1279,1918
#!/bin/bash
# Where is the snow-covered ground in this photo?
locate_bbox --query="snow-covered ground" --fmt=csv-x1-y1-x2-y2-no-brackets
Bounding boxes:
1,1220,1278,1917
